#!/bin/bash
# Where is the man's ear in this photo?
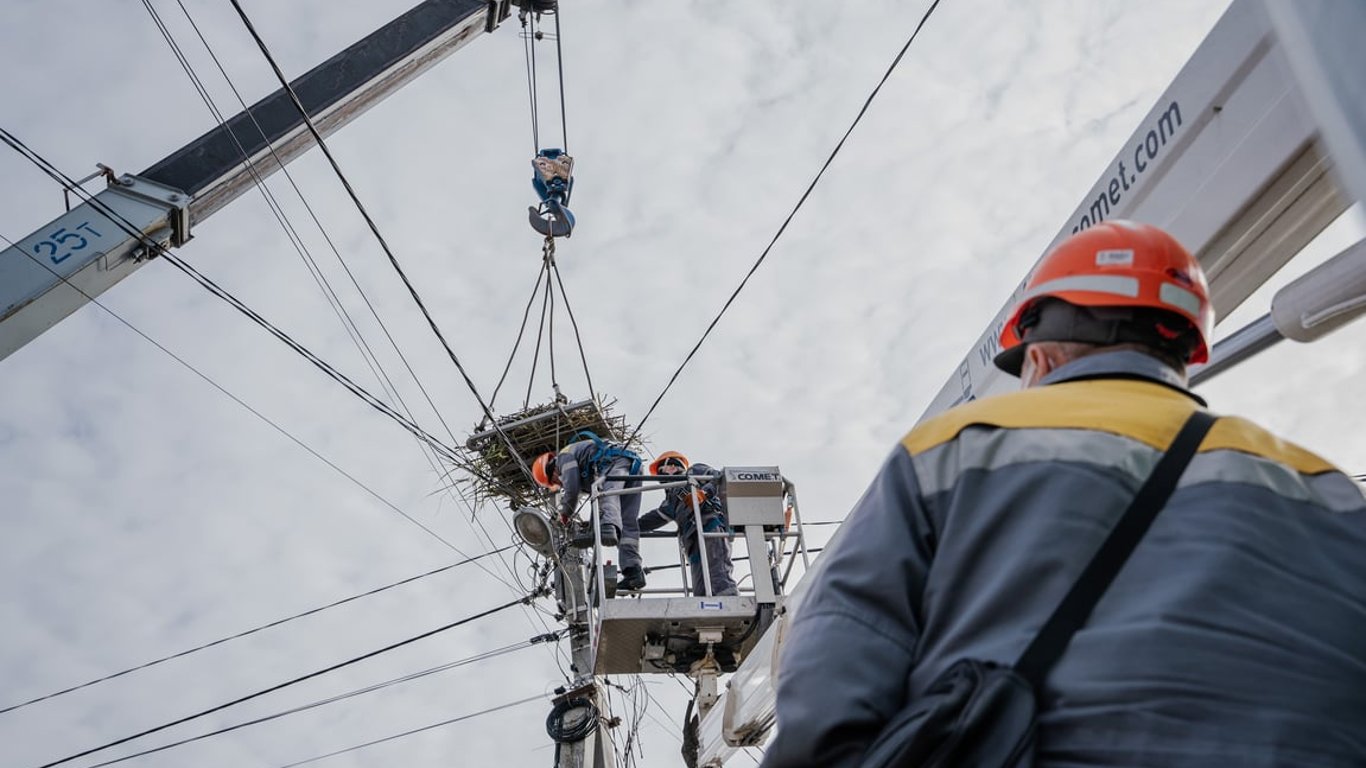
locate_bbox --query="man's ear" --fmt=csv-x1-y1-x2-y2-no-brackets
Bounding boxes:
1021,343,1055,389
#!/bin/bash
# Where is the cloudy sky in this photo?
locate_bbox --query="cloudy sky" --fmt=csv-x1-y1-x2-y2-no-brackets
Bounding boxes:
2,0,1363,766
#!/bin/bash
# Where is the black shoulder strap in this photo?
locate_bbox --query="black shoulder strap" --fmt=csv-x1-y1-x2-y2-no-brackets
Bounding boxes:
1013,409,1217,688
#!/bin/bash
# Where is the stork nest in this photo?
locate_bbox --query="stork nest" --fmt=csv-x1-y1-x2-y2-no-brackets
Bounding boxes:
457,395,638,508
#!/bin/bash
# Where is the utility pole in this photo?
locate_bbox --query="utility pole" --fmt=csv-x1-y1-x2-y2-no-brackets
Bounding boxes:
0,0,511,361
550,547,617,768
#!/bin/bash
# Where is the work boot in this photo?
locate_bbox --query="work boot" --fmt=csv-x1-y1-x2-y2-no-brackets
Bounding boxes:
617,565,646,591
570,522,620,549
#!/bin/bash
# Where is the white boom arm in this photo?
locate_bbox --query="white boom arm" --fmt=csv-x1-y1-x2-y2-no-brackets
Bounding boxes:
700,1,1366,764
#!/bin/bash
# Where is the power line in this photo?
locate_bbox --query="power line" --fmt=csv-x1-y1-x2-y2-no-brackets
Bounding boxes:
0,129,551,619
144,2,540,613
0,126,465,467
32,597,529,768
0,545,514,716
226,0,536,487
630,0,943,441
0,229,412,518
275,693,545,767
166,0,466,456
142,0,486,532
83,634,555,767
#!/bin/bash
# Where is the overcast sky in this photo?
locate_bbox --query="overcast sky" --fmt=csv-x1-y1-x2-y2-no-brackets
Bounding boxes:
2,1,1363,766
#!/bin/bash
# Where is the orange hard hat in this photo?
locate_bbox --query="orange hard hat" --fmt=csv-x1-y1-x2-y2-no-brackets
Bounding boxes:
532,452,560,490
649,451,690,475
994,220,1213,375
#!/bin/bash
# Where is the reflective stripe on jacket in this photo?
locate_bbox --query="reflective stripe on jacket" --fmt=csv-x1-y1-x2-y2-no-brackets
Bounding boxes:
764,351,1366,768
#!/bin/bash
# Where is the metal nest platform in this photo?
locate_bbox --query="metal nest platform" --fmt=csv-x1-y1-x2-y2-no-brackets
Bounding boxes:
459,395,636,507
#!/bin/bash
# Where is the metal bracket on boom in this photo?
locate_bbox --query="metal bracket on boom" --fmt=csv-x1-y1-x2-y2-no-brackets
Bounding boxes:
111,174,193,248
485,0,512,33
0,173,192,361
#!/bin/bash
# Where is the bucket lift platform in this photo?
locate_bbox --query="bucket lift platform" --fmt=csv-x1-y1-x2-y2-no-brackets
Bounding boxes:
583,466,805,677
594,595,768,675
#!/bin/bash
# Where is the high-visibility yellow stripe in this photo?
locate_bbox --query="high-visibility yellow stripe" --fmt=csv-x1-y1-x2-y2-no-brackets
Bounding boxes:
902,379,1336,474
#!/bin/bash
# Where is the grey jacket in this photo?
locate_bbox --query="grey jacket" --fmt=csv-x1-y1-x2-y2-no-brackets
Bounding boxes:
764,351,1366,767
638,463,723,543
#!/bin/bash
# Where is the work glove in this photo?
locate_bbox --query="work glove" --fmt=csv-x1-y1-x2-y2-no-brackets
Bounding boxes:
682,488,708,509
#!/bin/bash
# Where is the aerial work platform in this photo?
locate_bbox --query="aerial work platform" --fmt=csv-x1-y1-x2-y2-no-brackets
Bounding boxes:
577,465,809,678
594,595,764,675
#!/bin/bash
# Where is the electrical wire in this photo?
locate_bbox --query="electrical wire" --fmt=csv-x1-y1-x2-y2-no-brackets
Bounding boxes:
629,0,944,441
169,0,467,463
0,227,411,517
226,0,536,486
274,693,545,767
141,0,391,414
0,545,513,716
0,126,465,464
32,597,529,768
2,130,562,644
82,634,556,767
144,0,511,581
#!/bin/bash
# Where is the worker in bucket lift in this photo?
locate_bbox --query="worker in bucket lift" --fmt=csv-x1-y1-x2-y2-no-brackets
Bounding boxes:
762,221,1366,767
638,452,738,597
532,432,646,590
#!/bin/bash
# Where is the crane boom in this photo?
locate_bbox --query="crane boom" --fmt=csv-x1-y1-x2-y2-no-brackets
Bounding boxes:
0,0,508,361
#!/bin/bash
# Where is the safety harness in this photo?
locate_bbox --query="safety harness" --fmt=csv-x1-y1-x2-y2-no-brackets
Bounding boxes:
570,431,642,478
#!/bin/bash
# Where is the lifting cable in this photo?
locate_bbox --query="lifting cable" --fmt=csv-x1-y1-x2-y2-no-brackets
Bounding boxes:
81,633,559,767
227,0,538,488
32,596,532,768
629,0,943,442
489,259,551,410
551,257,598,402
487,240,598,416
521,2,571,155
0,545,514,717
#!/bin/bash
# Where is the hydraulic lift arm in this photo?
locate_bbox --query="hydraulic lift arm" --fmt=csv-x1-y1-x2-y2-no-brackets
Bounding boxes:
699,1,1366,764
0,0,511,361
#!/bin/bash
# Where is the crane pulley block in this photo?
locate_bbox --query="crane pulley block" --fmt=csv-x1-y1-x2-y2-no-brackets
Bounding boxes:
528,149,575,238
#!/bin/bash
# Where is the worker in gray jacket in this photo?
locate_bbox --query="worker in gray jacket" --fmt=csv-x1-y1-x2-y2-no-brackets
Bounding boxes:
533,433,646,590
763,221,1366,767
639,451,738,597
